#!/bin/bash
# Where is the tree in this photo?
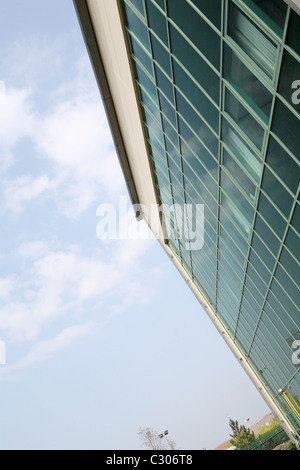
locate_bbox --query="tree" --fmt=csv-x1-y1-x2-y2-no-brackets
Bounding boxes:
138,427,176,450
228,418,256,450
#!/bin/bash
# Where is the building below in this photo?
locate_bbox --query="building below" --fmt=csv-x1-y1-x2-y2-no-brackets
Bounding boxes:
74,0,300,448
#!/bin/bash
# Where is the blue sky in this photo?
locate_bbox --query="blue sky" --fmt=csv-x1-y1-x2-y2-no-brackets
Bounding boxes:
0,0,270,450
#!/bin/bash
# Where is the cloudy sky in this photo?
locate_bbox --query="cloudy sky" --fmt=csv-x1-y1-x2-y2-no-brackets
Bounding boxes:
0,0,270,450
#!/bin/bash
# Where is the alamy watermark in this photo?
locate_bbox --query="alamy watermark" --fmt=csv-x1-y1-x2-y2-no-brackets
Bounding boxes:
96,197,204,251
291,80,300,105
0,80,6,105
292,340,300,366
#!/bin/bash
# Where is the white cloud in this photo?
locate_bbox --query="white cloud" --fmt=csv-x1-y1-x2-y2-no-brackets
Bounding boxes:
0,236,156,346
1,55,125,218
0,87,36,172
4,174,58,214
1,323,96,374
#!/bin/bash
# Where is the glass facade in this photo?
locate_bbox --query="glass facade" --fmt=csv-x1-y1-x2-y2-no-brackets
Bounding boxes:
119,0,300,439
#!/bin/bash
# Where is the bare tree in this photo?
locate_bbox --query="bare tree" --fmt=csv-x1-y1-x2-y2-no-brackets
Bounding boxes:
138,427,176,450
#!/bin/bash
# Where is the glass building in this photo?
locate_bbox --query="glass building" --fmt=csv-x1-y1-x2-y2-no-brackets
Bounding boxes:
74,0,300,447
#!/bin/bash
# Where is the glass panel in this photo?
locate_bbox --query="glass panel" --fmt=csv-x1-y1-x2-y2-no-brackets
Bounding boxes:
190,0,222,29
222,118,263,182
155,65,174,103
245,0,287,33
274,264,299,305
178,116,218,177
272,99,300,160
150,33,171,77
249,248,272,286
221,170,255,224
284,227,299,262
251,231,276,272
123,2,151,51
278,51,300,116
253,214,281,257
135,61,157,102
138,84,160,122
169,24,220,104
228,1,278,78
219,209,249,256
129,32,153,74
127,0,145,16
221,192,251,238
167,0,221,70
159,91,177,128
257,192,287,239
220,226,247,267
261,167,294,220
279,247,300,283
145,0,168,46
223,149,256,202
266,137,299,195
224,44,273,121
286,9,300,57
176,90,219,156
225,88,265,150
173,60,219,133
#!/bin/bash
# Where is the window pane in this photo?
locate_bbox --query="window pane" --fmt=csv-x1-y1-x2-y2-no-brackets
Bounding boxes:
178,117,218,177
224,44,273,121
257,192,286,239
169,25,220,104
266,137,299,194
221,171,255,224
167,0,220,70
261,167,294,219
151,33,171,77
225,88,265,149
145,0,168,46
176,90,219,156
223,149,256,202
190,0,222,29
228,1,278,78
221,192,251,238
124,3,151,51
286,9,300,57
253,214,281,257
222,118,262,182
245,0,287,33
173,60,219,133
272,99,300,160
